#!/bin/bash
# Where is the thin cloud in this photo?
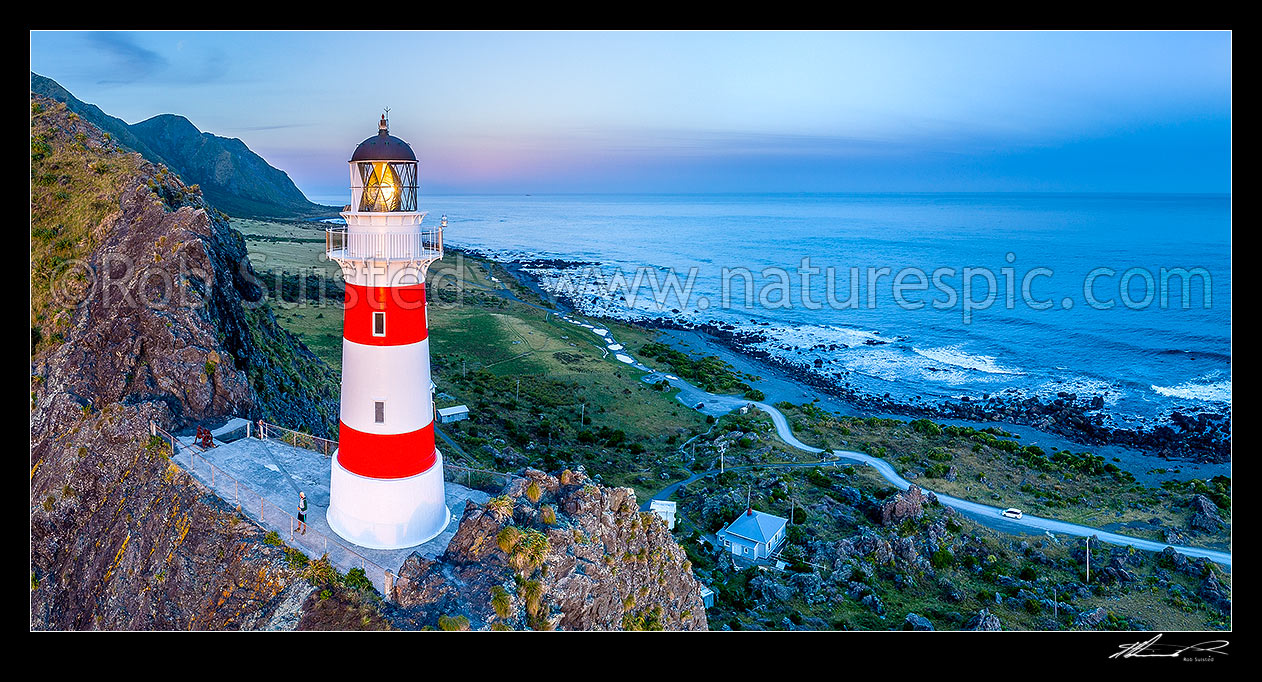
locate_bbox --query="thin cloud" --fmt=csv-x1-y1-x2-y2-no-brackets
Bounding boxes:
86,32,229,86
87,32,168,84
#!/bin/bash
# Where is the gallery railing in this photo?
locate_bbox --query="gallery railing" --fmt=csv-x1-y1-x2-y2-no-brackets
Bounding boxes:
325,227,442,263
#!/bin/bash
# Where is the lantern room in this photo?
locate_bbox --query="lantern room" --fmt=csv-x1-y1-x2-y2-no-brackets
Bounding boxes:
348,115,418,213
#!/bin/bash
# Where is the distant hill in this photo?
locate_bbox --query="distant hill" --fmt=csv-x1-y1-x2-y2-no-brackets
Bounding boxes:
31,73,338,219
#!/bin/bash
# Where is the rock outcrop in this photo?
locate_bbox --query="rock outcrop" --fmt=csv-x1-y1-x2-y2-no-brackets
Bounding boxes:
964,608,1003,631
391,469,707,630
902,612,934,631
879,485,932,527
30,96,338,629
1188,494,1224,533
1074,606,1108,629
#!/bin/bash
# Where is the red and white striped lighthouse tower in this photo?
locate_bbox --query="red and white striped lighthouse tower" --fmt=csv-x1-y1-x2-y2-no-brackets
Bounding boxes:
324,114,449,549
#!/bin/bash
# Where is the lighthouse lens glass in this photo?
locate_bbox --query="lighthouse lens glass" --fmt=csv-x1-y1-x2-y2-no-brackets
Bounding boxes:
358,161,417,212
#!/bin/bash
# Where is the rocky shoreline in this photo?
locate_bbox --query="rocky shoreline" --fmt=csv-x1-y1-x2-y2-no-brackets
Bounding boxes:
489,257,1230,464
650,317,1229,464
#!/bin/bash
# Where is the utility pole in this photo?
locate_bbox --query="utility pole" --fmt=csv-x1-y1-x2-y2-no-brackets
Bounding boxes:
1085,537,1091,584
462,359,466,377
516,378,520,403
580,403,585,426
790,497,795,525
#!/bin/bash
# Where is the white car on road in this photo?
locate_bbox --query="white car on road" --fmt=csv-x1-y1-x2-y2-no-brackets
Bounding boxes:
1002,508,1024,519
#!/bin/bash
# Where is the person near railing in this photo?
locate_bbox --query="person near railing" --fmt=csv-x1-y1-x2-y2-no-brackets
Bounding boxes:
197,426,215,449
297,491,308,535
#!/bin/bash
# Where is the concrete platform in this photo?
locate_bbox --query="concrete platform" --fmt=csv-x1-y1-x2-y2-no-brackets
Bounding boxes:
170,430,489,593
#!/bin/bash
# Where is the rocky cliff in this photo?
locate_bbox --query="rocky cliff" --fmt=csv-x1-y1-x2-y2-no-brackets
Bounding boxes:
391,469,708,630
30,94,338,629
31,73,336,219
30,94,706,631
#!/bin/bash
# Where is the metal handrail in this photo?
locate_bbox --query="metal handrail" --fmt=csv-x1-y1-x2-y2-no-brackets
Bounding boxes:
151,418,521,602
257,419,514,489
325,227,443,262
151,420,406,598
257,420,337,458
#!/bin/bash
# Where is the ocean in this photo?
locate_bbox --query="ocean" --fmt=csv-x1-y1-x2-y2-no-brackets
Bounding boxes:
329,193,1232,429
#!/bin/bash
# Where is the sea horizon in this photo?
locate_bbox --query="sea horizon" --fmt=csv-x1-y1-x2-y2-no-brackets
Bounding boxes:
315,192,1231,433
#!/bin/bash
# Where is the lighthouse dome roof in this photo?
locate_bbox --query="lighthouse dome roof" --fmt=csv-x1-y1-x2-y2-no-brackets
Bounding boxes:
350,116,416,162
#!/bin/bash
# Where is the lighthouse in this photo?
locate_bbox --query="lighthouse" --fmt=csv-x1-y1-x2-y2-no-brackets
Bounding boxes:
324,114,449,549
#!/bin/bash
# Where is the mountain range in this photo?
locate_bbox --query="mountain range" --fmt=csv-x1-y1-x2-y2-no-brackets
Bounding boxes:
31,73,337,219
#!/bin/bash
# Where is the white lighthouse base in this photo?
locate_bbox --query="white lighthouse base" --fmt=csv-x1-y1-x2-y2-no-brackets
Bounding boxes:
327,450,451,550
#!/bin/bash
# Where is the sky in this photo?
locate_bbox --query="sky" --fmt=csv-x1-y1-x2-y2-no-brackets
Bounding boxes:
30,31,1231,200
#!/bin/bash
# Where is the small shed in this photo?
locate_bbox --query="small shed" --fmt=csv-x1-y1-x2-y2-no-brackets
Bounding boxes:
699,584,715,609
716,508,787,560
437,405,469,424
648,500,677,530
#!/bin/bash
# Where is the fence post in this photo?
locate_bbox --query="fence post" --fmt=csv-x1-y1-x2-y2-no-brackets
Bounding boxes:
235,480,239,505
383,570,395,603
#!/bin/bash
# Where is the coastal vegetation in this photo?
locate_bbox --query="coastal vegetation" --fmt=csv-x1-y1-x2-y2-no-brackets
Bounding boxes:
674,459,1230,631
237,217,711,498
638,342,764,399
238,216,1230,631
30,98,140,356
776,404,1230,548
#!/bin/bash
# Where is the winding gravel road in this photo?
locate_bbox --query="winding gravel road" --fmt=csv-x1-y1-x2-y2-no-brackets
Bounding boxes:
500,283,1233,570
634,367,1232,569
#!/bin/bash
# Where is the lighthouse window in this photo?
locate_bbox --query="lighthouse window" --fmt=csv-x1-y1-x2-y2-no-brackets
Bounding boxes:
374,401,385,424
372,311,386,337
357,161,417,212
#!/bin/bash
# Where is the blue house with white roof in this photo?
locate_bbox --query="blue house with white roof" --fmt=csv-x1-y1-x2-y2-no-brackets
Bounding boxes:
716,508,787,560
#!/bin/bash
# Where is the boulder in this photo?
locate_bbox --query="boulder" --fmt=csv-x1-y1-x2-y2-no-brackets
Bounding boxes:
1074,606,1108,629
1188,494,1223,532
879,486,929,527
964,608,1002,631
751,575,795,604
860,593,885,615
1200,571,1231,614
902,613,934,631
836,486,863,507
790,572,824,602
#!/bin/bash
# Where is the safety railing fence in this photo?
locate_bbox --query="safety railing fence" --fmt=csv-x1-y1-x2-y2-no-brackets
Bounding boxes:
258,420,515,496
155,419,519,601
443,463,514,494
325,227,443,262
151,420,404,600
257,420,336,457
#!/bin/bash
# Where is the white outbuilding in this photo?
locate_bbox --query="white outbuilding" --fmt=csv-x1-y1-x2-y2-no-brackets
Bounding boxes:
716,508,787,560
699,584,715,609
648,499,677,530
436,405,469,424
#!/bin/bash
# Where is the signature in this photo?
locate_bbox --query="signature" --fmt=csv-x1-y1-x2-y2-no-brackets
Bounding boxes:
1110,634,1229,660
